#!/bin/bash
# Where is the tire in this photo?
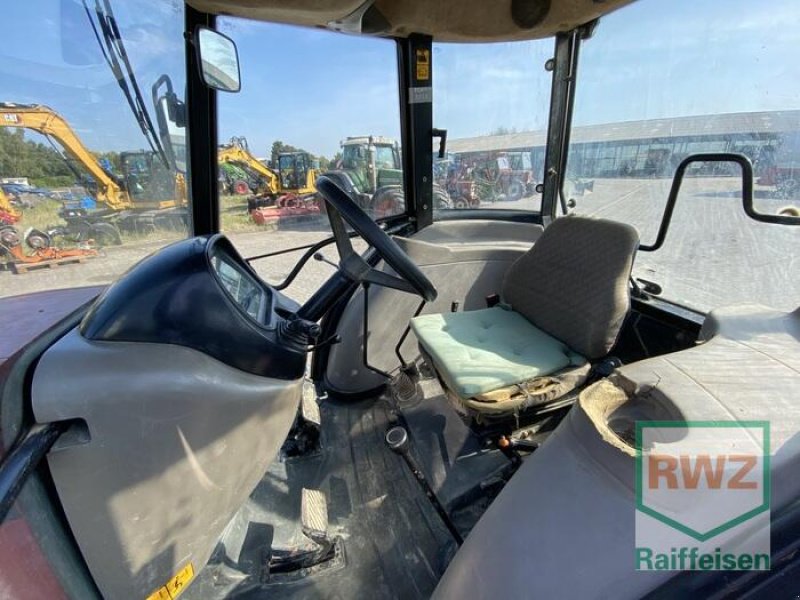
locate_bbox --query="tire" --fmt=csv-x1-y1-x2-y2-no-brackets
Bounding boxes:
433,187,451,209
234,180,250,195
507,180,524,201
371,187,405,218
91,222,123,246
453,198,468,209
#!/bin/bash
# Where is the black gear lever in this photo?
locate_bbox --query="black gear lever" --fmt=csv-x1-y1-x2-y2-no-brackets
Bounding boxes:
385,426,463,545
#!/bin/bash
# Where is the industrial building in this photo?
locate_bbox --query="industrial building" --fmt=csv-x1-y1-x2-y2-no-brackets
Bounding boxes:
448,110,800,179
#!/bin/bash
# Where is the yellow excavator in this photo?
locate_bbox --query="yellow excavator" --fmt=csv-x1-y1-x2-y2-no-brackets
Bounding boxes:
217,136,322,226
217,136,318,197
218,137,280,196
0,103,186,234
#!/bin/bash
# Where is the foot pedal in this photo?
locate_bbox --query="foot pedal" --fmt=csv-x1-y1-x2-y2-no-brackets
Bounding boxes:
266,488,341,581
301,381,321,427
301,488,329,543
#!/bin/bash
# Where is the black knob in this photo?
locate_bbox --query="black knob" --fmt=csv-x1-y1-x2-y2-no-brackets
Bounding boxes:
287,318,322,341
385,426,409,453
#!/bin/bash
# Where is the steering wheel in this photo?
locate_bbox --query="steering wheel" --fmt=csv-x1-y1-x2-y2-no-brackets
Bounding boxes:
315,176,437,302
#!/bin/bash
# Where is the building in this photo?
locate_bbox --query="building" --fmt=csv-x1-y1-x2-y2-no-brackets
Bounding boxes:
448,110,800,179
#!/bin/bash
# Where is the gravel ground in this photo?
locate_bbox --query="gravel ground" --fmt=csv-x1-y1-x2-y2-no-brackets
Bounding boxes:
1,177,797,313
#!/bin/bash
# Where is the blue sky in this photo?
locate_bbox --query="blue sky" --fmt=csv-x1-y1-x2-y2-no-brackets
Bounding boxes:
1,0,798,160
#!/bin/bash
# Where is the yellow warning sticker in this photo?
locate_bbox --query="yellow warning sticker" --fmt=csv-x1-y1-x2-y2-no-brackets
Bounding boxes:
145,588,171,600
145,563,195,600
416,49,430,81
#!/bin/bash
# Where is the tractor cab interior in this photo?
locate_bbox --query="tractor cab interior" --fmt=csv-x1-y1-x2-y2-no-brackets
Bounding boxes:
1,0,799,599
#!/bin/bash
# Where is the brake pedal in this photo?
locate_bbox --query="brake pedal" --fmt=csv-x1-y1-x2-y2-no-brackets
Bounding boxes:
301,488,329,544
266,488,341,581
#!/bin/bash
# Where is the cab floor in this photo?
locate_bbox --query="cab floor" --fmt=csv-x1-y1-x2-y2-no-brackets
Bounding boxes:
185,380,509,599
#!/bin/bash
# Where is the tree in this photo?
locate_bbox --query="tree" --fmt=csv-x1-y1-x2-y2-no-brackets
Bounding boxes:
0,128,76,187
326,151,342,170
270,140,301,165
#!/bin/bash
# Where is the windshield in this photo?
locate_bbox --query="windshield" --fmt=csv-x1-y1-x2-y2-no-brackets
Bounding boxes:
375,146,397,168
0,0,188,299
566,0,800,313
434,40,552,212
216,20,403,302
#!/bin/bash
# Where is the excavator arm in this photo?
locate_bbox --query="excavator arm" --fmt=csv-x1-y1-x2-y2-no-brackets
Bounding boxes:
0,103,132,210
218,142,280,195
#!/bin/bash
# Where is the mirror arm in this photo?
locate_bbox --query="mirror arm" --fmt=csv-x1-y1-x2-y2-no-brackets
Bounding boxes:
432,128,447,159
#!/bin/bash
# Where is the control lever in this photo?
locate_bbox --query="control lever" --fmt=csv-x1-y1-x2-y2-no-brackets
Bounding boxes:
313,252,339,269
286,318,322,342
385,426,463,545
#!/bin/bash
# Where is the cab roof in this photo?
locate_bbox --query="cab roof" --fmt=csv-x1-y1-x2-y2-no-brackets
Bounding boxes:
187,0,635,42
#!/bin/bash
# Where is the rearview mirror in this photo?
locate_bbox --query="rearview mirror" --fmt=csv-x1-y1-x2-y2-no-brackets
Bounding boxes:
195,28,241,93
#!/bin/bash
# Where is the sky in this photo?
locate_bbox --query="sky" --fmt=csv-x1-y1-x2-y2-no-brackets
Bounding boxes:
1,0,798,161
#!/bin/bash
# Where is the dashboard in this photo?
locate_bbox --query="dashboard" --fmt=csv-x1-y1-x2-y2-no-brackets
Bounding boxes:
80,234,308,379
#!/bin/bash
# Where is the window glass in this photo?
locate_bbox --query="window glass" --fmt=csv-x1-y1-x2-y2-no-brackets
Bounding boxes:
433,40,552,212
566,0,800,312
216,20,401,301
0,0,188,298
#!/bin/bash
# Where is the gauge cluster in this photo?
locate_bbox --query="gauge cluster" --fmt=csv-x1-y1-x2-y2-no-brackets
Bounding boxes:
80,234,307,379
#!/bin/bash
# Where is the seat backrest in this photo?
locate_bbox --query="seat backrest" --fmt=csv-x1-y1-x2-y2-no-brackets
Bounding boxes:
502,216,639,359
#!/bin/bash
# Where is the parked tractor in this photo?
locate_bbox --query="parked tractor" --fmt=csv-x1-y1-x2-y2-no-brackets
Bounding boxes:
465,151,536,202
326,135,450,217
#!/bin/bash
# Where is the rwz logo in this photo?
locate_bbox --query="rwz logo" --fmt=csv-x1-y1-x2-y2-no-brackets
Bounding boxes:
648,453,758,490
635,421,770,571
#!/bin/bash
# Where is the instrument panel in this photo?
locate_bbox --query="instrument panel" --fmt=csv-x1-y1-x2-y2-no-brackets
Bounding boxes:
80,234,306,379
210,246,267,323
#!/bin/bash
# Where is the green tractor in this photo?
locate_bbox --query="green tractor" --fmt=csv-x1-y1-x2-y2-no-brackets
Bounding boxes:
325,135,449,218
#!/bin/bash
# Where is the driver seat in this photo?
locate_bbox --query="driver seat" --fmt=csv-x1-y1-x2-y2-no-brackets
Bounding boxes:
410,216,639,420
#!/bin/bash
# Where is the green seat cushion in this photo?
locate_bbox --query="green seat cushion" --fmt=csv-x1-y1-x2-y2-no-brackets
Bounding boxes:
411,306,586,398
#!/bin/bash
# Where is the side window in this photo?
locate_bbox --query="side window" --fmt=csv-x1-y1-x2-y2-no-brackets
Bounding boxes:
566,0,800,313
0,1,188,298
434,41,552,213
216,20,403,301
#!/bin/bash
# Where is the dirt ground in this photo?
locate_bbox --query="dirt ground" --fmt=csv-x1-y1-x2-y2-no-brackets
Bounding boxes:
1,177,797,313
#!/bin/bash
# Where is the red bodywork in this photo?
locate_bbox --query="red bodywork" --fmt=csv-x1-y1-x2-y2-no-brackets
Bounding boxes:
0,287,105,599
249,194,322,226
0,209,20,226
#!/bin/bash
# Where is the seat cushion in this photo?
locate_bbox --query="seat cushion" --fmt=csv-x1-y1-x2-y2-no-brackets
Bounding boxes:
411,306,587,398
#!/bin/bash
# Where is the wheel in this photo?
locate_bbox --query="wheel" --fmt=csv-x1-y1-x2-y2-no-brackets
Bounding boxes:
90,222,123,246
371,187,405,219
234,180,250,195
507,180,524,201
453,198,468,209
0,226,20,251
433,187,451,209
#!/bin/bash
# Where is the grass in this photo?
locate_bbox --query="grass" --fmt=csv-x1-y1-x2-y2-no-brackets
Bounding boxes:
219,194,264,233
8,193,267,246
12,197,62,233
